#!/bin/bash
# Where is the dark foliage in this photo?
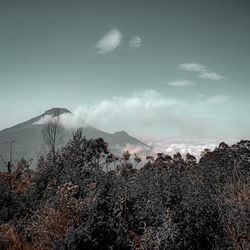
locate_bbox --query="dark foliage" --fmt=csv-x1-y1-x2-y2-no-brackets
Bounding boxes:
0,132,249,249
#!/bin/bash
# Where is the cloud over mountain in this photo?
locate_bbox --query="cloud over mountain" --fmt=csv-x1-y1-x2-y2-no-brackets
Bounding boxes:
33,113,87,130
70,90,236,139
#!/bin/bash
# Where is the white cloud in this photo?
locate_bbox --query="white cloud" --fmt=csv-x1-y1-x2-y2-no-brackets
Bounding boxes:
207,95,229,104
74,89,179,126
167,80,194,87
59,113,87,129
72,89,222,139
199,71,225,80
33,115,54,125
95,29,122,53
118,138,219,161
33,113,87,130
178,63,225,81
129,36,142,50
32,90,237,140
144,138,218,159
178,63,207,72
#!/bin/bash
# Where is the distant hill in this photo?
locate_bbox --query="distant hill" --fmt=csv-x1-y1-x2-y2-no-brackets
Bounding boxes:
0,108,149,171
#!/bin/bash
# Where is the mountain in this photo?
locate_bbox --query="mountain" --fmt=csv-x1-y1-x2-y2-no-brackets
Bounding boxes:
0,108,149,171
0,108,71,137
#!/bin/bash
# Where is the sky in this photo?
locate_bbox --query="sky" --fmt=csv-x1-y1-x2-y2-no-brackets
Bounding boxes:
0,0,250,141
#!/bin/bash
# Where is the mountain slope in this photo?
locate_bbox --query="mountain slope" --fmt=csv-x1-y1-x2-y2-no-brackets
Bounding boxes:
0,108,149,171
0,108,71,137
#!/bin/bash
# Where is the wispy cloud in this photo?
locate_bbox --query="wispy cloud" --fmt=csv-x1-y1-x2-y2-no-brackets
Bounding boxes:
95,29,122,53
178,63,225,81
199,71,225,80
178,63,207,72
207,95,229,104
128,36,142,50
167,80,194,87
33,113,87,129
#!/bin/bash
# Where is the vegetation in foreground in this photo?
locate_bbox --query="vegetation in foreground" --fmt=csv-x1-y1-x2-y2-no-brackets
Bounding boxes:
0,129,249,249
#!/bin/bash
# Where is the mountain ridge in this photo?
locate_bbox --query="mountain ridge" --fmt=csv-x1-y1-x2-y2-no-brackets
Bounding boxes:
0,108,150,171
0,108,71,136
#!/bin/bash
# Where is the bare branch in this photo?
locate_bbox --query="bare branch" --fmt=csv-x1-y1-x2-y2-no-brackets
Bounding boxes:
42,109,63,161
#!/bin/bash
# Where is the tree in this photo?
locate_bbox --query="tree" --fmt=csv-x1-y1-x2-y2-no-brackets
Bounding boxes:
42,109,63,161
0,140,15,173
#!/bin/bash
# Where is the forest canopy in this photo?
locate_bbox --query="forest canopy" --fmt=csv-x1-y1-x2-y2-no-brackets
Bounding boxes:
0,129,249,249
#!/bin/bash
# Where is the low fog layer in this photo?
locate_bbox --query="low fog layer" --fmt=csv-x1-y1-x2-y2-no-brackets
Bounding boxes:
120,138,239,161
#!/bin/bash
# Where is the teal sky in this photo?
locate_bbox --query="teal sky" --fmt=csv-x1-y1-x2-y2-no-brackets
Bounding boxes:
0,0,249,140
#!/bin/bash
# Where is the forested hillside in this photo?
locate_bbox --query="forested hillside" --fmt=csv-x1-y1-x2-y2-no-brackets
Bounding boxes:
0,130,249,249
